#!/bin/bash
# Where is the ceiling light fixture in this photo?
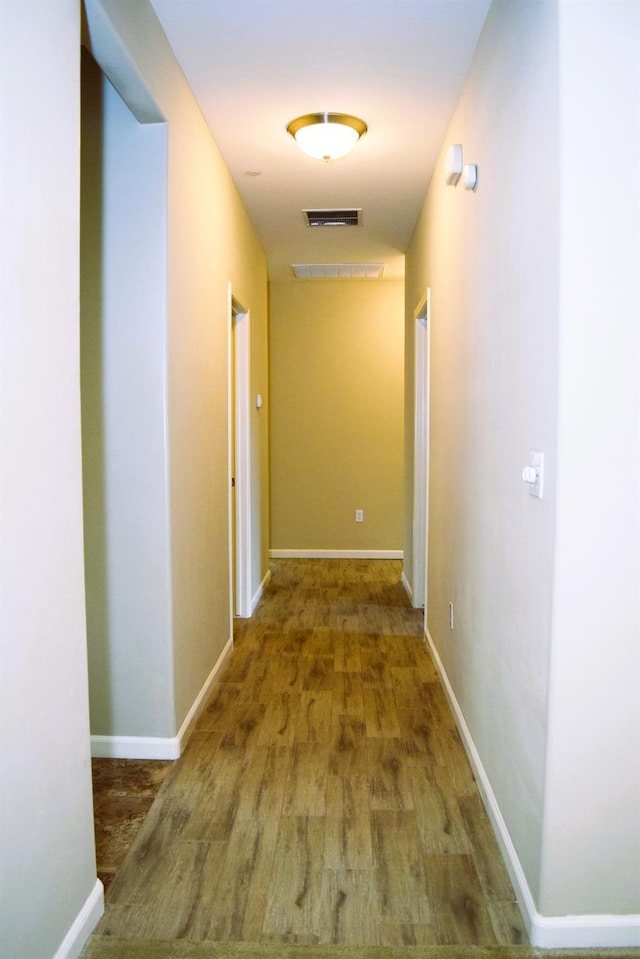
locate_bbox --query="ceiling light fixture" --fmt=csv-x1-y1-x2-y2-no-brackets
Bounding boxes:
286,112,367,162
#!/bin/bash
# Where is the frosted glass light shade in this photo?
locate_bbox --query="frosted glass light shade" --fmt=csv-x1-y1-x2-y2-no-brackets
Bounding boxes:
287,113,367,162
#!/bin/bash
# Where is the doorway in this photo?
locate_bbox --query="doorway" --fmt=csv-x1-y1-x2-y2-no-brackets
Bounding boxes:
229,289,252,623
80,49,173,754
412,289,430,611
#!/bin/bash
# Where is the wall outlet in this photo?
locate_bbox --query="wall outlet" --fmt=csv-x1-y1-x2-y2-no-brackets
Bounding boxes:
449,601,454,630
355,509,364,523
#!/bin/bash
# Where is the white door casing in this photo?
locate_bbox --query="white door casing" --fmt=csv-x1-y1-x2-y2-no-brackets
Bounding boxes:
228,286,252,621
412,289,430,611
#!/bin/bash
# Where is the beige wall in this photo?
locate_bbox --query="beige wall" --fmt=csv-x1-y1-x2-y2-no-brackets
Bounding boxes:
405,0,640,945
270,279,404,552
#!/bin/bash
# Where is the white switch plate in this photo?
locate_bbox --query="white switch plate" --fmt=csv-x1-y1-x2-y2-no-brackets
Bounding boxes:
525,451,544,499
355,509,364,523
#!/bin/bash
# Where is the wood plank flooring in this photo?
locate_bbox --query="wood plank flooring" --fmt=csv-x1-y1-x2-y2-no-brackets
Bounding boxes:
96,559,527,947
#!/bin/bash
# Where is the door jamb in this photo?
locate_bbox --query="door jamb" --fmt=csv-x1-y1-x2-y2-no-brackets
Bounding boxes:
228,285,252,623
412,289,430,612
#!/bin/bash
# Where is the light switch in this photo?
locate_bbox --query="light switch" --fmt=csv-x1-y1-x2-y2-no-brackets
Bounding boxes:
522,451,544,499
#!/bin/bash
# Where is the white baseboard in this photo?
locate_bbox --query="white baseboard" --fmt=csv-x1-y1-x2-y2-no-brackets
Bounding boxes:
90,637,234,760
401,570,413,603
175,636,234,750
53,878,103,959
252,567,271,612
90,734,181,760
269,549,403,559
529,912,640,949
424,627,640,950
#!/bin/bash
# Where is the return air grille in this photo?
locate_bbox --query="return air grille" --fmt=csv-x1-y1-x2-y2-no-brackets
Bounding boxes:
303,209,362,227
291,263,384,279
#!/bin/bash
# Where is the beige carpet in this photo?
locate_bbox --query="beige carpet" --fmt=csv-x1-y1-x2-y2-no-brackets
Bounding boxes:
82,937,640,959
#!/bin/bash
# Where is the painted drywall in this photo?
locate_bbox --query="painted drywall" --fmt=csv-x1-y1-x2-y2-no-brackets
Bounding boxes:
405,0,640,939
270,279,404,552
406,0,560,910
539,0,640,920
81,51,175,738
84,0,269,733
0,2,102,957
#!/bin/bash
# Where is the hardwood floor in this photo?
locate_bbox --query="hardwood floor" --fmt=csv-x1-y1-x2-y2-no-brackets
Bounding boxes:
96,559,527,947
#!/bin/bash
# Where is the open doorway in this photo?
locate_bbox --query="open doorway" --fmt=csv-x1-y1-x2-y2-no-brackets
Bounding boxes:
228,289,252,622
79,42,173,892
80,48,172,756
412,289,430,612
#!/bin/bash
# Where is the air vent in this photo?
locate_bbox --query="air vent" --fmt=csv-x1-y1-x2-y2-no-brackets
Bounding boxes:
291,263,384,279
303,209,362,227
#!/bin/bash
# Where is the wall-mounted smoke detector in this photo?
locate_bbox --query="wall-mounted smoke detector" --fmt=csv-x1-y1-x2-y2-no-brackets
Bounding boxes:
303,209,362,227
463,163,478,191
291,263,384,279
445,144,463,186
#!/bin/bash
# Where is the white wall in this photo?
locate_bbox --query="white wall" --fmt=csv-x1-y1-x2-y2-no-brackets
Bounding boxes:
0,2,102,956
81,53,175,738
405,0,640,945
540,0,640,922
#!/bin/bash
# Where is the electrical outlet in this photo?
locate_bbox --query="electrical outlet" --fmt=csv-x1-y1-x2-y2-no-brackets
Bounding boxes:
449,601,454,630
355,509,364,523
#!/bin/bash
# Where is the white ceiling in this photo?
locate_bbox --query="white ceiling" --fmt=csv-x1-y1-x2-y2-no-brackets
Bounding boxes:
150,0,492,282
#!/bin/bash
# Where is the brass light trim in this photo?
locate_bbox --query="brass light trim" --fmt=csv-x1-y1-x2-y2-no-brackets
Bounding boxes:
287,112,367,139
286,112,367,161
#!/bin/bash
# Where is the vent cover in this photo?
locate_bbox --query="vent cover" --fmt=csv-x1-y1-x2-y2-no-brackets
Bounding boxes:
303,209,362,227
291,263,384,279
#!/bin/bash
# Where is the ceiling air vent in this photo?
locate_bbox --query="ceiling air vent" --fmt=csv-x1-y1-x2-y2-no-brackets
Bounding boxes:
291,263,384,279
303,209,362,227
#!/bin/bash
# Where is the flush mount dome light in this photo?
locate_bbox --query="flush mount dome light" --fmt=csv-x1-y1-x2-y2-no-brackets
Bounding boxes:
286,112,367,162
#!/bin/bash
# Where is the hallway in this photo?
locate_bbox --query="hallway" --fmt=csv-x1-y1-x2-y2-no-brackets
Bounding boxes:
90,559,526,949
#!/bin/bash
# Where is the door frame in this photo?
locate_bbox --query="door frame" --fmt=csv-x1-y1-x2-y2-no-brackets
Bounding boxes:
412,289,430,611
228,285,252,623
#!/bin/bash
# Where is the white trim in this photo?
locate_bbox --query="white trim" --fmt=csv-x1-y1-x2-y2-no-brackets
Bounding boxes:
227,282,234,644
90,734,181,760
230,294,252,619
251,567,271,612
424,626,640,950
269,549,403,560
530,913,640,949
174,637,234,748
90,638,233,760
424,628,535,933
411,290,430,611
53,878,103,959
401,570,414,604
